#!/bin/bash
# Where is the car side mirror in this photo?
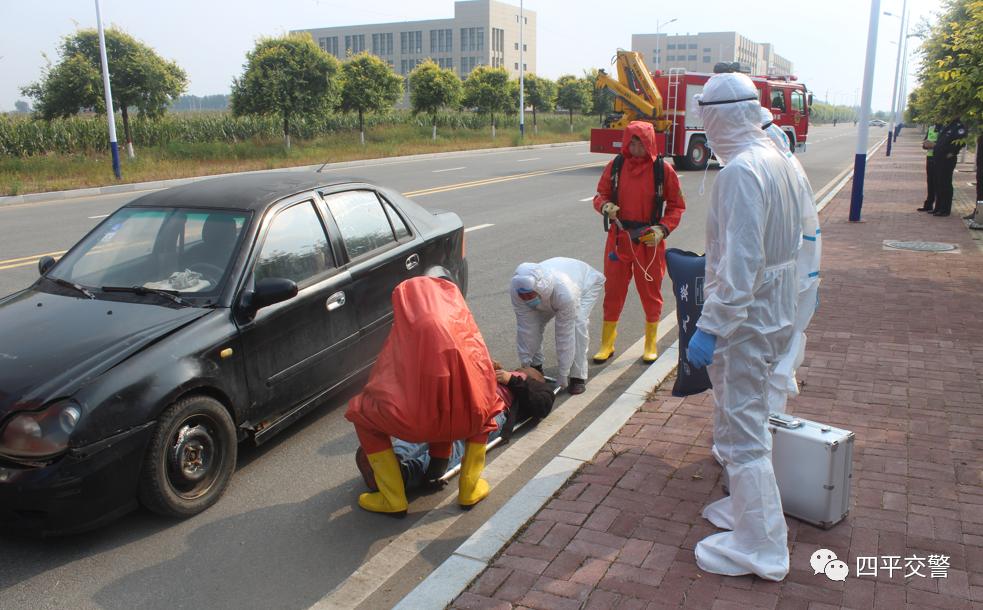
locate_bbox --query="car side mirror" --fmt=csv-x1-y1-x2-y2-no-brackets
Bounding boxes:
807,93,814,109
240,277,298,318
38,256,56,276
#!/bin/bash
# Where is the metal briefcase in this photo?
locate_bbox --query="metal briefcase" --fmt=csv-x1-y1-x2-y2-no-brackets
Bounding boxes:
720,413,854,529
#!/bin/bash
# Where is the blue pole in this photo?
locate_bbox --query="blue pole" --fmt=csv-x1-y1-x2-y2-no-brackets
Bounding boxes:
850,0,881,222
95,0,121,179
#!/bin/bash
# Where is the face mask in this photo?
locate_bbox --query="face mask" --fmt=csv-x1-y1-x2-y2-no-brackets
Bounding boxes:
525,297,542,309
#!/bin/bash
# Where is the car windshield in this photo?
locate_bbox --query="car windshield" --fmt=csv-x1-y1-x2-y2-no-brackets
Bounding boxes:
48,207,250,302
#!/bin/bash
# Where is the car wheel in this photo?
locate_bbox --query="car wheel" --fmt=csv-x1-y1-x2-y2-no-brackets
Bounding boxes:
138,395,237,518
684,136,709,170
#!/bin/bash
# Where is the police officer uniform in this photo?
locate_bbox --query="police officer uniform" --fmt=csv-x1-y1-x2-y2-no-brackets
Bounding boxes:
931,118,967,217
917,124,940,212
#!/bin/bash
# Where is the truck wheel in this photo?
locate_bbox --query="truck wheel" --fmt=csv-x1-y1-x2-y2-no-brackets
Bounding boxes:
683,136,709,170
139,395,237,518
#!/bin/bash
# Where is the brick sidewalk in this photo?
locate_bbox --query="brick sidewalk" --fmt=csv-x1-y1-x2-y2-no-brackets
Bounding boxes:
451,133,983,610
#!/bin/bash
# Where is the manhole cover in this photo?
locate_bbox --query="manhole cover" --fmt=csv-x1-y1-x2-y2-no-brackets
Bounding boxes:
883,240,957,252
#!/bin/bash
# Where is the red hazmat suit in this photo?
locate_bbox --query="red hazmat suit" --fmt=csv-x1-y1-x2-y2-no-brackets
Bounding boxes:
345,277,505,457
592,122,686,322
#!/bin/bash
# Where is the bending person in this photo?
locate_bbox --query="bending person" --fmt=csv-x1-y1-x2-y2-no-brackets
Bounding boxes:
345,277,505,516
510,258,604,395
356,364,556,493
686,73,808,581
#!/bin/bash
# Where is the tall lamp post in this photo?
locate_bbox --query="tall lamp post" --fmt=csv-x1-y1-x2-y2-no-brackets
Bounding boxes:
884,1,907,156
849,0,881,222
94,0,120,179
654,18,677,72
519,0,524,138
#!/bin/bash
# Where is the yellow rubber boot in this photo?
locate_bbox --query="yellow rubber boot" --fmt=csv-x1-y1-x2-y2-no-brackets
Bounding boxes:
643,321,659,362
458,442,490,507
592,321,618,363
358,448,408,516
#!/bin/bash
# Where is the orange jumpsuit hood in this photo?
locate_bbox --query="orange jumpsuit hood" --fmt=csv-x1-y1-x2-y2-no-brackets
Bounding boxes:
622,121,660,171
345,277,505,443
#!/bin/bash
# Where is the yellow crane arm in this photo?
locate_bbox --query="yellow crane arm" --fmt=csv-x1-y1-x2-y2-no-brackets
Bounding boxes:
596,50,671,132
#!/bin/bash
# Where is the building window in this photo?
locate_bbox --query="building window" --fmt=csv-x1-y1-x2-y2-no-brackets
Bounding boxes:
429,28,453,53
523,63,527,71
704,47,711,53
344,34,365,55
514,62,519,70
703,56,711,63
400,30,422,54
318,36,339,57
667,55,675,61
689,43,698,49
514,42,519,50
460,27,484,52
492,27,504,53
667,43,676,49
372,33,393,56
688,55,697,61
523,44,527,51
477,27,484,51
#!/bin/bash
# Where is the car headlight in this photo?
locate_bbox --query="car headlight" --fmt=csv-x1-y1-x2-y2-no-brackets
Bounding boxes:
0,400,82,459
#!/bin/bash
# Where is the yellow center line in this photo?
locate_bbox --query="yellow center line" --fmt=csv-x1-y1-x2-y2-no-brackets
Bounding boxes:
0,161,606,272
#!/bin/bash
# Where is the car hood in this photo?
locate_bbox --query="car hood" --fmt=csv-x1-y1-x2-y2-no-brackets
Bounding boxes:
0,288,210,417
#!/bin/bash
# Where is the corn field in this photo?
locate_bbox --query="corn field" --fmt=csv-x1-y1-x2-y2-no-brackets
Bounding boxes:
0,111,593,157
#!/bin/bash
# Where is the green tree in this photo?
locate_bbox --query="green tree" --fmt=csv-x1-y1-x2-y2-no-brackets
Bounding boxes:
409,59,462,141
230,33,340,149
338,52,404,145
462,65,511,137
20,27,187,157
556,74,592,131
584,68,612,126
14,100,31,113
524,74,556,134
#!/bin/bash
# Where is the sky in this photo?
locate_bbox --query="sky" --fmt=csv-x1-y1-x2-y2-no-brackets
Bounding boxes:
1,0,942,113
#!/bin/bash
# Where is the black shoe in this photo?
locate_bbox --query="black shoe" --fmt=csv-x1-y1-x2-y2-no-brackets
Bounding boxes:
917,206,934,212
567,378,586,395
531,364,544,375
933,211,951,217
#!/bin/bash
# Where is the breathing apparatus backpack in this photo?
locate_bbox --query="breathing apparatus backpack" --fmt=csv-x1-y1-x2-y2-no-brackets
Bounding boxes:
605,153,666,242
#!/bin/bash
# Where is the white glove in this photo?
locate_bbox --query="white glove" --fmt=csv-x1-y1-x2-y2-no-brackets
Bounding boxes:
600,202,620,219
638,225,667,247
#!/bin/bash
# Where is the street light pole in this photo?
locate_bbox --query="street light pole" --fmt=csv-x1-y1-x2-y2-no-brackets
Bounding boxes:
94,0,121,179
885,0,907,156
895,15,911,142
849,0,881,222
519,0,524,138
654,18,677,72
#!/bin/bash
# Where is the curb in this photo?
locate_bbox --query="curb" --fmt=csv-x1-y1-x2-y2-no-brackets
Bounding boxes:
393,342,681,610
0,141,586,207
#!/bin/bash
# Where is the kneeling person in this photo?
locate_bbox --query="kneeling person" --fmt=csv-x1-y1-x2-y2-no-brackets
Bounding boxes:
345,277,505,515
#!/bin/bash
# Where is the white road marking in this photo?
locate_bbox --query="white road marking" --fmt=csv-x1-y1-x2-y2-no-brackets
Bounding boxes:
432,166,466,173
88,214,110,219
579,196,594,202
464,223,494,233
516,157,540,162
577,152,593,155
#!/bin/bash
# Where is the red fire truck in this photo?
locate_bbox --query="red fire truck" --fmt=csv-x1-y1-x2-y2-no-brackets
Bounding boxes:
591,51,813,170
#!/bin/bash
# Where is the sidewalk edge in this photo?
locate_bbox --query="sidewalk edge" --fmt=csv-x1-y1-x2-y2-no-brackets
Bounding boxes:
393,343,680,610
0,141,586,207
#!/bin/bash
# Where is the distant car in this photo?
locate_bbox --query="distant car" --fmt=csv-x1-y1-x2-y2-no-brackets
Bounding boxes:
0,172,467,535
869,119,887,127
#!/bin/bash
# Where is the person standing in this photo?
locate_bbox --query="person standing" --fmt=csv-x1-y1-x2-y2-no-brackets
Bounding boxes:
591,121,686,363
931,117,968,217
685,72,808,581
510,258,604,395
917,124,941,212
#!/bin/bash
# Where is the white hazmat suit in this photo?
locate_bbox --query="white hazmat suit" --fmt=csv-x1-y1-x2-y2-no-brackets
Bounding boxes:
510,258,605,386
759,106,822,415
692,73,808,581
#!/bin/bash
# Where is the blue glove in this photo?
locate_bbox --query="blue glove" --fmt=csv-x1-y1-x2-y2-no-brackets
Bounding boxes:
687,329,717,368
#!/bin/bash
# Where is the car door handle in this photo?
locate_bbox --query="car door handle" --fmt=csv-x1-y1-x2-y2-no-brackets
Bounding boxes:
326,291,346,312
405,253,420,271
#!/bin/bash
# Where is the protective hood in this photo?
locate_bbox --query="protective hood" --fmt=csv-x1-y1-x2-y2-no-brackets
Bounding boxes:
511,262,555,303
345,277,505,442
622,121,659,176
759,106,791,154
697,73,770,165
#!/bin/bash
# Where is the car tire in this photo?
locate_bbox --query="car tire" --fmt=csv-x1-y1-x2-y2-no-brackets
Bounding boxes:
138,395,237,518
682,136,709,171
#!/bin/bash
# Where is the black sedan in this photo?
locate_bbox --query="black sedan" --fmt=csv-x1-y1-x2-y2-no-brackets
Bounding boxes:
0,171,467,535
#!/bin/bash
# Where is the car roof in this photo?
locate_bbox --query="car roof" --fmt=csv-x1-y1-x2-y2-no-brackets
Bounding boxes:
126,171,363,212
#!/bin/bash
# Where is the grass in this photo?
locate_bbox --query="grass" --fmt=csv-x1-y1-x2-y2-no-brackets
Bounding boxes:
0,119,595,196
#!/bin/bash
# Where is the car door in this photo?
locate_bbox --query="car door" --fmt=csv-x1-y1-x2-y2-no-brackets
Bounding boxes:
789,89,806,148
236,196,359,421
320,188,422,363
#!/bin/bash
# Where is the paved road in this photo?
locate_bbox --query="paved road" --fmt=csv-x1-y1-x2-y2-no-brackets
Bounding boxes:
0,124,862,609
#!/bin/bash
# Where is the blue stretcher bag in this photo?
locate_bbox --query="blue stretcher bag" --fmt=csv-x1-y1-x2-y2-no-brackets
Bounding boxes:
665,248,712,397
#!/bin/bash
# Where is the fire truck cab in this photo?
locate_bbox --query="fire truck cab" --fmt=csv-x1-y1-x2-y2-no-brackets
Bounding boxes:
591,53,812,170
